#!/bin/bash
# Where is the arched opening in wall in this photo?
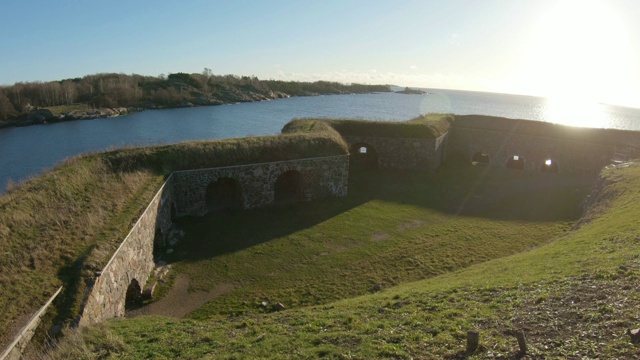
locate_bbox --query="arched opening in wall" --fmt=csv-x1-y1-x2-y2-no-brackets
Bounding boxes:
506,155,525,170
125,279,143,311
472,151,490,165
349,143,378,171
540,159,559,173
205,177,243,212
274,170,304,205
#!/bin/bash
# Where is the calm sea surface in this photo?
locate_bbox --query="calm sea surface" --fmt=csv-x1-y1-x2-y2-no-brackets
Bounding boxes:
1,89,639,190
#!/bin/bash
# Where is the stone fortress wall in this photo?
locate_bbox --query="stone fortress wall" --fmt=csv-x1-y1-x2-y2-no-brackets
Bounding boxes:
77,155,350,327
171,155,350,217
343,132,448,172
8,115,640,358
78,179,175,326
448,116,640,173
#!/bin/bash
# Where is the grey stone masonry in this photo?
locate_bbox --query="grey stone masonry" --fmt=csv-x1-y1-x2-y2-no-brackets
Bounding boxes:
78,179,174,327
343,134,448,171
0,287,63,360
171,155,349,217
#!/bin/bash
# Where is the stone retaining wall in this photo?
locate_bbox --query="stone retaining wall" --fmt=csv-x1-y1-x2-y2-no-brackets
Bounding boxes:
171,155,349,217
0,287,62,360
78,155,348,325
78,179,174,326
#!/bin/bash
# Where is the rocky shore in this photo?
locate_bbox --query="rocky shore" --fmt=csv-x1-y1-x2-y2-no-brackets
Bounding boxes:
0,90,292,129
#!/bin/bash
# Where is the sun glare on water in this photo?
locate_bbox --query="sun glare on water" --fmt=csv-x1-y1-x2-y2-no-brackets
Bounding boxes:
522,0,633,128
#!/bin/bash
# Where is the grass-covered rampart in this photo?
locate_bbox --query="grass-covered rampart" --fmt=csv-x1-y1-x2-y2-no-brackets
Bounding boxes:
283,113,452,139
0,131,347,349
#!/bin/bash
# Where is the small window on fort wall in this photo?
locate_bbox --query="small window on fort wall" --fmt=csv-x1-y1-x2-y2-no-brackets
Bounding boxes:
359,146,367,154
541,159,559,173
506,155,525,170
472,151,490,164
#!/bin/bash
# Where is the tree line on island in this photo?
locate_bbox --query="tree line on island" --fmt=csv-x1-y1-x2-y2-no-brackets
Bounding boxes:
0,69,391,127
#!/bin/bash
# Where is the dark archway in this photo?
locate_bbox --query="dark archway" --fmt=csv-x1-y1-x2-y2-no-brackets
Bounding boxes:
540,159,559,173
205,177,243,212
274,170,304,205
349,143,378,171
472,151,490,165
506,155,525,170
125,278,142,311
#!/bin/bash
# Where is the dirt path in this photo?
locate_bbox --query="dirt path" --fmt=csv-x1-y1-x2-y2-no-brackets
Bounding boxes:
127,274,235,319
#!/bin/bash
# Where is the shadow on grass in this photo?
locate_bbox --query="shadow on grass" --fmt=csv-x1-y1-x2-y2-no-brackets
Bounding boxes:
170,190,371,263
168,162,597,263
365,161,597,222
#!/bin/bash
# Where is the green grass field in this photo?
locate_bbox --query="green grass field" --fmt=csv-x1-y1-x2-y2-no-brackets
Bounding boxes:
41,162,640,359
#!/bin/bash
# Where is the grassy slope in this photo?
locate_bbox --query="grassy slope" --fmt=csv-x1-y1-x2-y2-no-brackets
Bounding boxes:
43,163,640,359
0,155,163,347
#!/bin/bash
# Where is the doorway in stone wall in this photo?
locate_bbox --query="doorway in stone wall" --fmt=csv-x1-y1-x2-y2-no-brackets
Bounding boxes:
541,159,559,173
506,155,525,170
125,278,143,311
205,177,243,212
350,143,378,171
274,170,304,205
472,151,490,165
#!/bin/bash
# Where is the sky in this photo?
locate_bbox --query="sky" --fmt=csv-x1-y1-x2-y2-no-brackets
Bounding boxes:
1,0,639,108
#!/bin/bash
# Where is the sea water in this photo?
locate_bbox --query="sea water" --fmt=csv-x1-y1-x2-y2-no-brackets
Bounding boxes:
1,89,639,190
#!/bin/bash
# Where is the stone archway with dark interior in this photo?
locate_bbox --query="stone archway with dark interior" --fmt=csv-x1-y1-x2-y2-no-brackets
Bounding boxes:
472,151,490,165
349,143,378,170
205,177,243,212
274,170,304,205
506,155,525,170
125,278,143,311
540,158,559,173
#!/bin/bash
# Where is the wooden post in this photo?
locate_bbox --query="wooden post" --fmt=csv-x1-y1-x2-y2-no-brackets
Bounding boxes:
466,330,479,353
515,329,527,355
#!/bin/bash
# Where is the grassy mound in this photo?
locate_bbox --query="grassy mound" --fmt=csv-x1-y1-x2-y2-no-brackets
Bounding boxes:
41,162,640,359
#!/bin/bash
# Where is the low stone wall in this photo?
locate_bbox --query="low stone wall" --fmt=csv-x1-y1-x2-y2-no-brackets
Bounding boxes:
0,287,62,360
78,179,174,327
171,155,349,217
343,133,448,171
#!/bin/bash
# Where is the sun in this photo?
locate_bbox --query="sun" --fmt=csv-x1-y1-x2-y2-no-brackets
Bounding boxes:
519,0,634,125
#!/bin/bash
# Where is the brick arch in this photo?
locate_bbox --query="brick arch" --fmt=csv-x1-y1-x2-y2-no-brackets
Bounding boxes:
349,142,378,170
205,177,243,212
